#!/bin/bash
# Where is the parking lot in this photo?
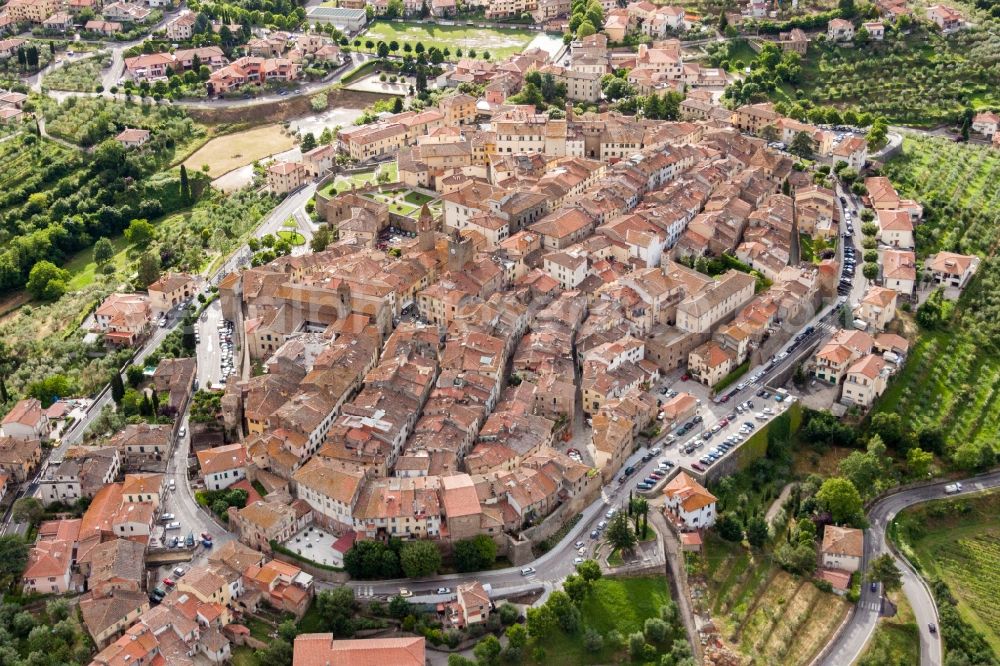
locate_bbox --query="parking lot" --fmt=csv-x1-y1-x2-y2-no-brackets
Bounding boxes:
195,301,236,391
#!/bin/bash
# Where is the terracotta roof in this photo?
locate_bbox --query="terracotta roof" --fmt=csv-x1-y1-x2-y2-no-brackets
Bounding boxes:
663,472,716,512
821,524,863,557
293,635,425,666
196,444,246,476
2,398,44,428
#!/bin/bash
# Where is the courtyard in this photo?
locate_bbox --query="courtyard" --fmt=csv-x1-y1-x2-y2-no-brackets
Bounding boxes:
282,525,347,568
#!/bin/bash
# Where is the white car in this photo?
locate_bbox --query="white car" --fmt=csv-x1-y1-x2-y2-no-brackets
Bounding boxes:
574,557,585,565
944,482,963,495
165,522,181,530
520,567,536,576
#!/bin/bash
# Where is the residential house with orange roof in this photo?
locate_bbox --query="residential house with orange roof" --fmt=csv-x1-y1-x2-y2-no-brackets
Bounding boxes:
196,443,247,491
662,471,717,528
0,435,42,482
881,249,917,297
243,559,314,618
232,497,312,550
821,524,863,572
23,518,81,594
122,473,164,508
972,111,999,137
292,456,365,530
877,209,914,249
925,251,980,290
267,160,309,195
841,354,889,407
92,292,151,346
926,3,964,31
853,286,897,332
687,340,735,387
813,329,874,383
292,635,426,666
147,271,197,315
0,397,48,441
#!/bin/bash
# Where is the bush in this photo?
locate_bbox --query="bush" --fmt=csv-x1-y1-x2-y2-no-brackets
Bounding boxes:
310,92,327,111
583,627,603,652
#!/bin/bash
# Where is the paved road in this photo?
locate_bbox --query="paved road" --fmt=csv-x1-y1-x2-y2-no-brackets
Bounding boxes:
818,472,1000,666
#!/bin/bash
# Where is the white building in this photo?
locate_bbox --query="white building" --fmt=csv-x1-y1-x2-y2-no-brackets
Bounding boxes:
662,471,717,529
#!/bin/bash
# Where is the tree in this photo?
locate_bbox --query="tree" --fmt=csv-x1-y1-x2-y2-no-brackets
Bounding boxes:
868,553,902,592
718,10,728,31
862,262,879,281
111,370,126,404
746,515,769,547
816,477,865,525
453,534,496,572
870,413,907,450
563,573,589,603
315,587,357,637
93,237,115,265
311,225,333,252
388,595,411,619
344,540,401,579
526,603,557,638
867,117,889,149
377,42,389,59
399,540,442,578
577,558,602,583
26,261,69,301
789,130,815,158
774,541,817,574
29,374,72,407
506,622,528,650
255,638,293,666
473,635,501,666
301,132,317,152
137,251,161,288
125,218,156,245
628,632,647,660
605,511,637,555
180,164,192,203
716,513,743,541
644,617,669,643
0,341,12,404
12,498,44,526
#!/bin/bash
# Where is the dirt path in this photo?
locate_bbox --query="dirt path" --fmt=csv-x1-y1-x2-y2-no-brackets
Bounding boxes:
765,482,796,526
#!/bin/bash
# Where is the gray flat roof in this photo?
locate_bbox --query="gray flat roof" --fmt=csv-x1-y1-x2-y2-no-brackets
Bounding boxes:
306,6,366,17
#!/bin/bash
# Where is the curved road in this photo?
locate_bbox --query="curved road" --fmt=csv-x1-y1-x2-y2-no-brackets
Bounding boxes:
818,471,1000,666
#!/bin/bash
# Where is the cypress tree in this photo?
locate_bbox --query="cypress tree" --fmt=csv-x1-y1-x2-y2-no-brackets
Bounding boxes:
111,372,125,404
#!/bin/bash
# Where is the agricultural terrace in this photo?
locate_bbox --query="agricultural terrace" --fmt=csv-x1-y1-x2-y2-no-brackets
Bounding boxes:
361,21,538,61
893,491,1000,657
697,533,850,665
753,24,1000,127
43,53,108,92
183,124,295,178
874,136,1000,461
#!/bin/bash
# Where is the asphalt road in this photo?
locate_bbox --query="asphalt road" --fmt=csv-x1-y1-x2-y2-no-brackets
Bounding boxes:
818,471,1000,666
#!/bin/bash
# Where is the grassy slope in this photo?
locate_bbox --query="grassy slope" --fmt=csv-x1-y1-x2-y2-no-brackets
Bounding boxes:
858,590,920,666
527,576,671,665
895,491,1000,656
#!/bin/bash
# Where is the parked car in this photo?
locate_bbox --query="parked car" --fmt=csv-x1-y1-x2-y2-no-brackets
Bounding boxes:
436,587,451,595
159,513,175,522
691,462,706,472
165,522,181,530
399,588,413,597
637,483,653,490
173,567,186,577
574,557,585,565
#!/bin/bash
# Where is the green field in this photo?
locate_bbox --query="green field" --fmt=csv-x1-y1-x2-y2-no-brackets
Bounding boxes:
873,136,1000,459
64,234,131,290
894,491,1000,656
362,21,537,60
277,230,306,246
526,576,674,665
43,54,106,92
